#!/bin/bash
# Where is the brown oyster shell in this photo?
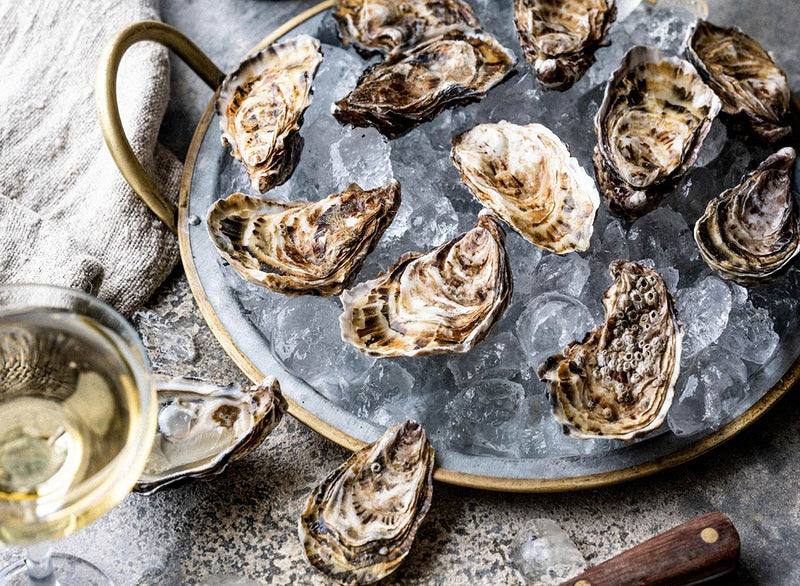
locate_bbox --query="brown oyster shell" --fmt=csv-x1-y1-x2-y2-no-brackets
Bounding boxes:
206,180,401,297
299,420,434,585
538,261,683,441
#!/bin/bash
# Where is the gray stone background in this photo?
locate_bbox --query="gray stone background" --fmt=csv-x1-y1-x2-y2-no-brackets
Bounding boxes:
2,0,799,584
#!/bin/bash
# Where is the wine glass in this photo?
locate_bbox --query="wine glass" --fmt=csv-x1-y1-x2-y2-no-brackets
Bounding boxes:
0,284,157,585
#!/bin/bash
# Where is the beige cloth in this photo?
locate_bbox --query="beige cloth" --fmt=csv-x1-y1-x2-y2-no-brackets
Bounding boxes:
0,0,181,316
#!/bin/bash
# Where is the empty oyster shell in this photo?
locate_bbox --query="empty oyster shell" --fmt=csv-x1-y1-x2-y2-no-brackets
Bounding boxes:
332,25,516,139
299,420,434,585
514,0,616,90
332,0,478,56
340,211,512,357
216,35,323,194
135,376,286,494
206,180,401,297
687,20,791,142
451,121,600,254
594,46,721,219
694,147,800,285
538,261,683,440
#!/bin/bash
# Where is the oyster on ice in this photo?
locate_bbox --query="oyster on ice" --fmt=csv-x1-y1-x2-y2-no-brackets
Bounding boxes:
594,46,721,219
136,376,286,494
299,420,434,585
340,211,512,358
451,121,600,254
333,25,516,139
514,0,616,90
216,35,323,193
694,147,800,285
332,0,478,56
687,20,791,142
206,180,401,297
538,261,683,440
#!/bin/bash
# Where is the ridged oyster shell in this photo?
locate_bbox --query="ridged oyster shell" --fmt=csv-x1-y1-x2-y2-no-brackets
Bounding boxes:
687,20,791,142
299,420,434,585
451,121,600,254
514,0,616,90
206,180,401,297
216,35,323,193
332,0,478,56
694,147,800,285
136,376,286,494
594,46,721,219
333,25,516,139
538,261,683,440
340,211,512,357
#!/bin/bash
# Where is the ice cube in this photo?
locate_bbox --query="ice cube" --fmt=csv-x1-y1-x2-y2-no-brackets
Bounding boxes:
329,126,394,190
628,206,698,271
133,309,198,364
676,275,733,361
508,519,587,585
529,254,591,298
717,301,779,365
693,119,727,168
348,361,434,427
448,330,531,387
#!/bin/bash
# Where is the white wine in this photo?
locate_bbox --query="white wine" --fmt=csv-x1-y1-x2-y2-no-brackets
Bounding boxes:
0,309,145,546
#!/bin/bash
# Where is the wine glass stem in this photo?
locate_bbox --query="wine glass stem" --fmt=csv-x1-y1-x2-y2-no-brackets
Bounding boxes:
25,543,58,586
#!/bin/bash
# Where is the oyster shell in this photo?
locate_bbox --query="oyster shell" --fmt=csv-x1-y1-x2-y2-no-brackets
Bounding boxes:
340,211,512,357
216,35,323,194
538,261,683,440
594,46,721,219
332,0,478,56
687,20,791,142
136,376,286,494
299,420,434,585
332,25,516,139
694,147,800,285
514,0,616,90
206,180,401,297
451,121,600,254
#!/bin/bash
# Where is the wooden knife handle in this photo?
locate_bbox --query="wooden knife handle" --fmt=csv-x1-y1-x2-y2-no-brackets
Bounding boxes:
560,513,740,586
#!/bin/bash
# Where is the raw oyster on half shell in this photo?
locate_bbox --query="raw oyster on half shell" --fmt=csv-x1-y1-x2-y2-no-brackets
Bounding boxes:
514,0,616,90
206,180,401,297
299,420,434,585
332,0,478,56
687,20,791,142
333,25,516,139
340,211,512,357
451,121,600,254
538,261,683,440
216,35,323,193
694,147,800,285
594,46,721,219
136,376,286,494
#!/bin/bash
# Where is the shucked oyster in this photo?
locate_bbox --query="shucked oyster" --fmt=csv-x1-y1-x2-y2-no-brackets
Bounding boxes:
299,420,434,585
514,0,616,90
136,376,286,494
451,121,600,254
695,147,800,285
687,20,791,142
333,25,516,139
340,211,512,357
594,46,721,219
332,0,478,56
206,180,401,297
538,261,683,440
216,35,323,194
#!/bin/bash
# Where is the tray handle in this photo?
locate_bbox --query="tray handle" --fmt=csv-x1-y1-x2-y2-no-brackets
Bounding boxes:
95,20,225,234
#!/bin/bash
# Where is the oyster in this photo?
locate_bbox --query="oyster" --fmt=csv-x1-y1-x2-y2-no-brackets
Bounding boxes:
594,46,721,219
538,261,683,440
332,0,478,56
514,0,616,90
136,376,286,494
333,25,516,139
340,211,512,358
299,420,434,585
687,20,791,142
206,180,401,297
216,35,323,194
451,121,600,254
694,147,800,285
